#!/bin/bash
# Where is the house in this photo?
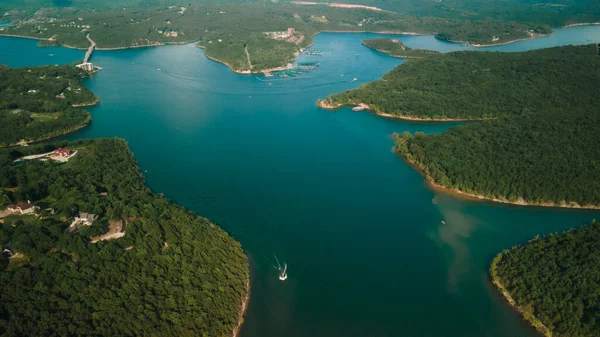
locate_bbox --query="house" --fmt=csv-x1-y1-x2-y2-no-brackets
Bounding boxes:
52,148,72,157
76,62,94,71
7,201,38,215
287,28,296,35
2,249,13,259
49,148,77,162
70,212,98,228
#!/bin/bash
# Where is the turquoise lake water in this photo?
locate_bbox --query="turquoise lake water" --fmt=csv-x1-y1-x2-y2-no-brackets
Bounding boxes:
1,25,600,337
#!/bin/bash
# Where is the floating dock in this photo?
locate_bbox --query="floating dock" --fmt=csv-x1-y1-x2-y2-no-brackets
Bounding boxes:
305,48,323,55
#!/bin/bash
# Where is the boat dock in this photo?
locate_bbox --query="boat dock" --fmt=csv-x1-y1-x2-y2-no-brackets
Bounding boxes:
297,62,320,70
305,48,323,56
276,61,320,78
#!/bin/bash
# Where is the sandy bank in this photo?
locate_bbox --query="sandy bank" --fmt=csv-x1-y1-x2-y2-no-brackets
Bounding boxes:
232,275,250,337
72,97,100,108
318,100,487,122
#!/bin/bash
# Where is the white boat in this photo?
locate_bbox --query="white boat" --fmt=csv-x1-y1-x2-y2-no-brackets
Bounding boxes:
278,263,288,281
352,106,365,112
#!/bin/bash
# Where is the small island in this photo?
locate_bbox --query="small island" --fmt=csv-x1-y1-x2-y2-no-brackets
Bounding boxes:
0,138,250,336
0,65,98,147
362,38,439,58
490,221,600,337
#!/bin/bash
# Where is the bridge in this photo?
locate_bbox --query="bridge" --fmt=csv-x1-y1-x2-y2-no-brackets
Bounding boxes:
83,34,96,63
76,34,98,72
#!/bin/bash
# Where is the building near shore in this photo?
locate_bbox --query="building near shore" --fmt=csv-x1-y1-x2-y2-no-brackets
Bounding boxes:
76,62,95,71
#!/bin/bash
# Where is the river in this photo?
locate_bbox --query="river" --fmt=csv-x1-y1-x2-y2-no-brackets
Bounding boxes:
1,25,599,337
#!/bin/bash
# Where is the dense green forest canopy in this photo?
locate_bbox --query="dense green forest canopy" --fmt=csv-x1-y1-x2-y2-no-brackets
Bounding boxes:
3,0,599,26
0,2,551,71
0,138,249,336
362,38,439,58
491,221,600,336
392,45,600,207
0,65,96,146
283,0,600,26
325,44,600,120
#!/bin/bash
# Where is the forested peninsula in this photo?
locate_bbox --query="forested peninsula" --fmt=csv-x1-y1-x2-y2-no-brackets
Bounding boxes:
0,2,553,73
391,45,600,208
491,221,600,337
0,65,97,147
362,38,439,58
0,138,250,336
322,45,600,120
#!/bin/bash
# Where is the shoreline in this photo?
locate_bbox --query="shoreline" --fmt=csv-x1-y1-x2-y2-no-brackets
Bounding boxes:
470,33,552,47
318,100,487,122
395,147,600,210
1,21,598,59
72,97,100,107
0,120,90,148
490,259,552,337
564,22,600,28
232,274,251,337
200,45,307,75
0,33,198,51
3,22,597,75
1,96,99,148
202,52,252,74
360,42,431,59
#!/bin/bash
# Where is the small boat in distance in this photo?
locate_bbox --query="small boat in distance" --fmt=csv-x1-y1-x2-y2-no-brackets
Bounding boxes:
279,263,288,281
274,254,288,281
352,106,365,112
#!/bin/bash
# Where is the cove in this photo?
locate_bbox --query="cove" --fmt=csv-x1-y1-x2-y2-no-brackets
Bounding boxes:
1,25,600,337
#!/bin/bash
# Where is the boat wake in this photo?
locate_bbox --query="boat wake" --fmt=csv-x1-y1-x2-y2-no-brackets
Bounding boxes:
273,254,288,281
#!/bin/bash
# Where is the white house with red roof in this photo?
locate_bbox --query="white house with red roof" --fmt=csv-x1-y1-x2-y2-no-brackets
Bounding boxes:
7,201,39,215
49,148,77,162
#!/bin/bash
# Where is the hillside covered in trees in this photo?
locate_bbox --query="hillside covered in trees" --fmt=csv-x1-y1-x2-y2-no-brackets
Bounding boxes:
392,44,600,207
323,44,600,120
0,65,96,146
0,2,551,72
362,38,439,58
490,221,600,337
0,139,249,336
